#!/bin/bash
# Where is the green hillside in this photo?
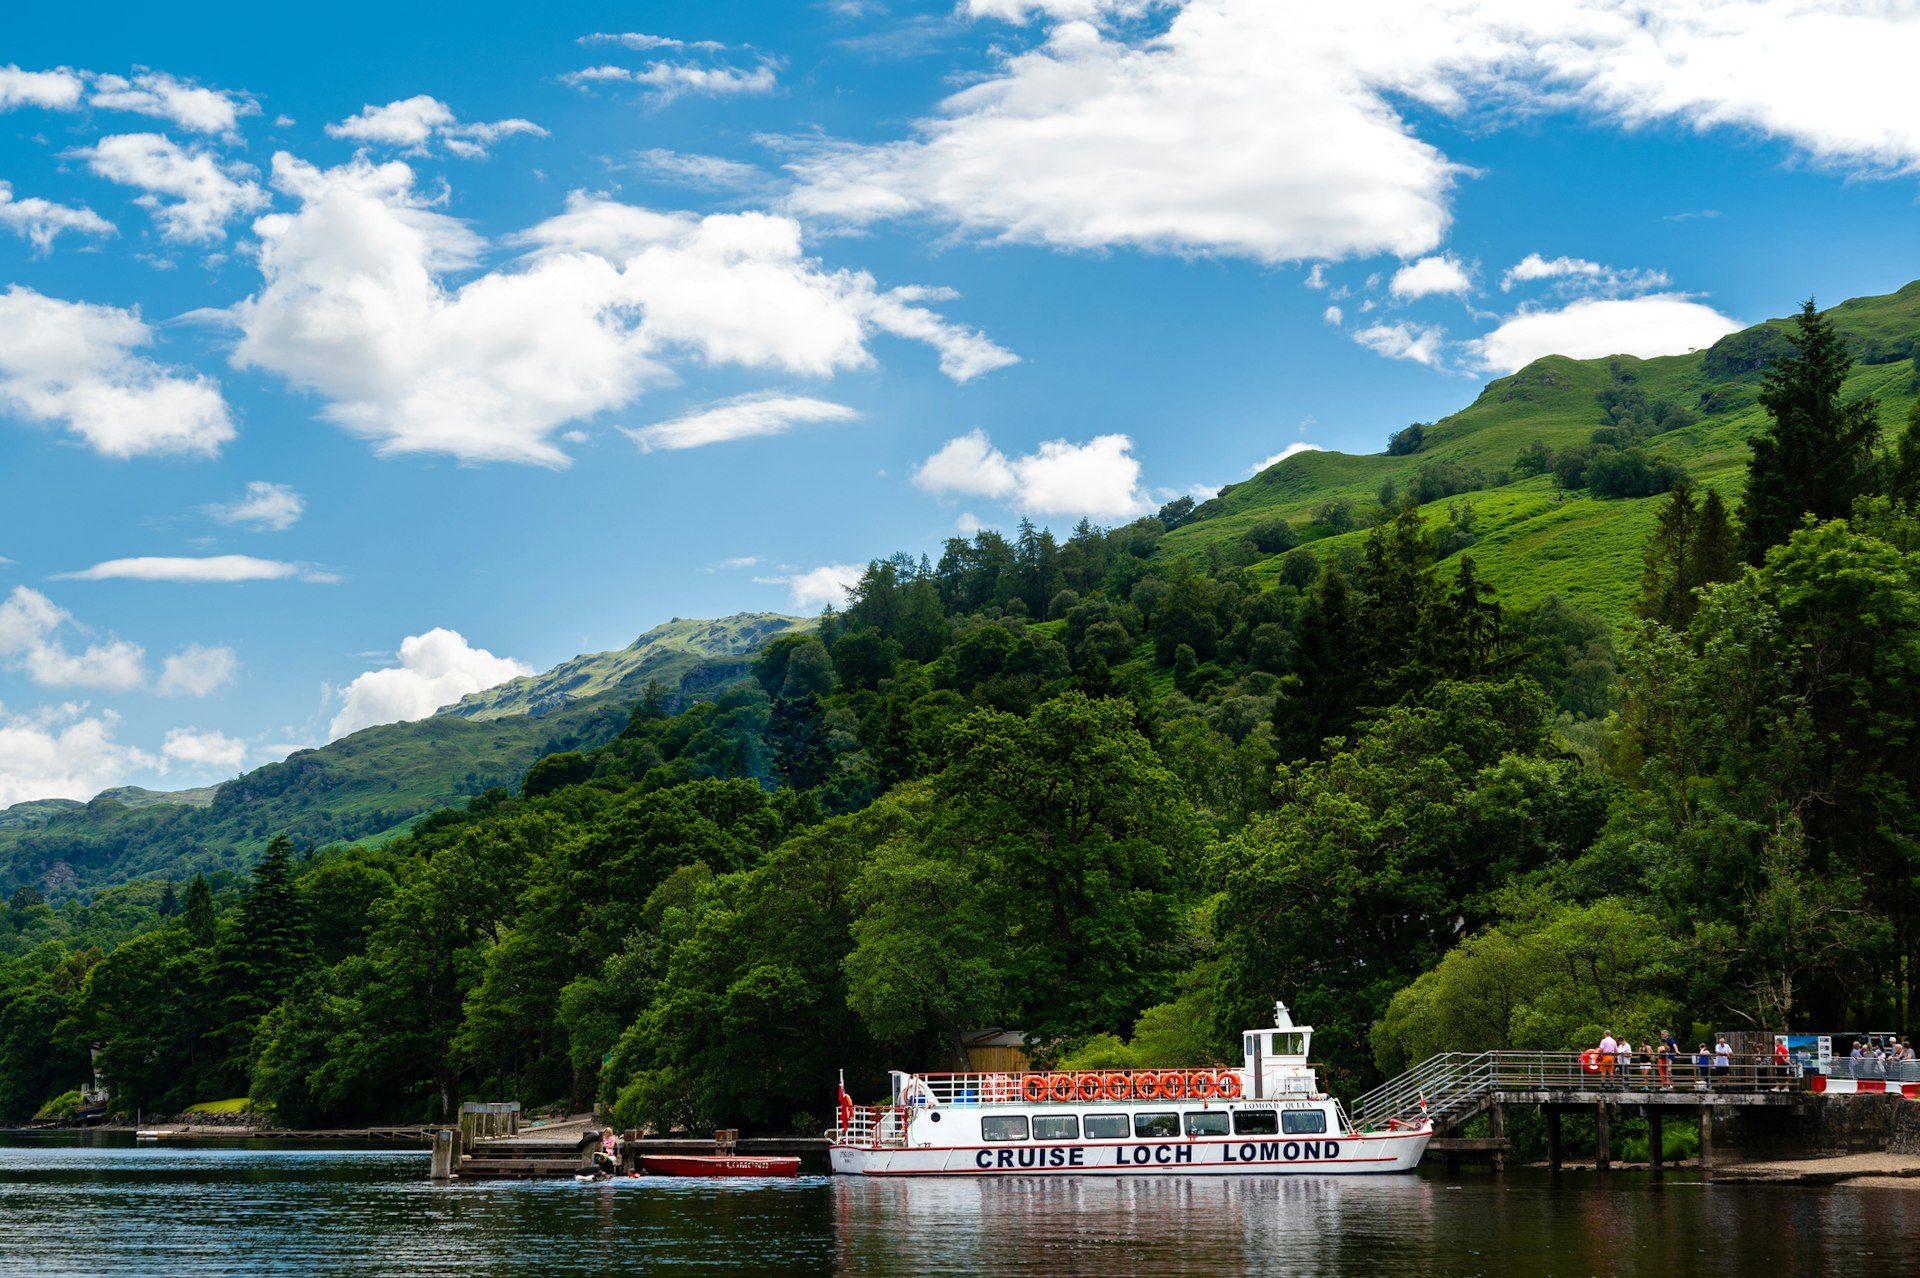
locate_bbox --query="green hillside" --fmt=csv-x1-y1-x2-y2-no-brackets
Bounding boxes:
1163,281,1920,617
0,614,803,897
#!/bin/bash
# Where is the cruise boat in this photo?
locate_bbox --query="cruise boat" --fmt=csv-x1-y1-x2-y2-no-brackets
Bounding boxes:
830,1002,1430,1177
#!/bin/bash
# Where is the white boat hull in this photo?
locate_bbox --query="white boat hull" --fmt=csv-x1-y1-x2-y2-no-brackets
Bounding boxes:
831,1128,1429,1177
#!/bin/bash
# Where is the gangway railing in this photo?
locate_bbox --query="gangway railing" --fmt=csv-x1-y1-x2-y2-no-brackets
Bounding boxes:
1348,1051,1808,1130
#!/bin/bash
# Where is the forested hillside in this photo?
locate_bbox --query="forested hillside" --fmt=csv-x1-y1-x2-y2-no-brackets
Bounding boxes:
0,614,806,902
3,290,1918,1133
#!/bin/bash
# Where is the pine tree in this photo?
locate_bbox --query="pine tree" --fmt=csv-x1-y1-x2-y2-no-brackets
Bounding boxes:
1357,504,1444,705
1638,482,1700,626
1738,298,1880,563
1640,482,1740,629
183,875,216,948
1272,566,1362,760
158,880,177,919
1441,556,1512,679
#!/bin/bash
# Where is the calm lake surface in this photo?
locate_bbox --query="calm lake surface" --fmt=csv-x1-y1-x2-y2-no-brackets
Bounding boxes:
3,1132,1917,1276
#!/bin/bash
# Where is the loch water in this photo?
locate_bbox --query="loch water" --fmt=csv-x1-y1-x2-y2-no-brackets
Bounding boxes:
2,1132,1916,1276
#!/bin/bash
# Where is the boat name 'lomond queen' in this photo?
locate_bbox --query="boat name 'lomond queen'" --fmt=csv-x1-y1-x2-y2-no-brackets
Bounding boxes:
829,1002,1431,1177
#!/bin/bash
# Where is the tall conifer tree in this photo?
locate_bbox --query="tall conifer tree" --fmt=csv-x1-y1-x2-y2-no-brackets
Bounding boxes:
1738,298,1880,563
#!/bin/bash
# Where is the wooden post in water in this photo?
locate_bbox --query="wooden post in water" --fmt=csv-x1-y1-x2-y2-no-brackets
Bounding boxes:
1698,1105,1713,1175
1594,1103,1611,1172
1648,1111,1663,1171
620,1130,639,1175
1488,1103,1506,1173
430,1127,456,1180
1546,1108,1563,1172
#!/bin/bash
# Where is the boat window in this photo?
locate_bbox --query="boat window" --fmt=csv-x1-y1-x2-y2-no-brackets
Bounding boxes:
1233,1110,1279,1136
1133,1112,1180,1138
1271,1033,1304,1056
1281,1110,1328,1135
1083,1114,1129,1140
1032,1115,1079,1141
1184,1111,1229,1137
981,1115,1030,1142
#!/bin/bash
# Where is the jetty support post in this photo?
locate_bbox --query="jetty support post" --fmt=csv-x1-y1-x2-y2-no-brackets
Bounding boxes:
1545,1108,1563,1172
1699,1105,1713,1176
430,1126,458,1181
1595,1103,1611,1172
1488,1103,1506,1173
1648,1111,1663,1172
620,1129,639,1175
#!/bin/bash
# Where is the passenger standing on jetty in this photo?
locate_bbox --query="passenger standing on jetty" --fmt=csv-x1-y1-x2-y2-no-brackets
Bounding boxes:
1598,1032,1618,1088
1657,1036,1675,1089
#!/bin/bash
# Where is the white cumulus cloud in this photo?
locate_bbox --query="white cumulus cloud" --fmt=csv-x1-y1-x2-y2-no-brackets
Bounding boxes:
625,393,858,452
0,702,157,807
914,428,1152,520
158,644,238,697
1352,321,1446,367
0,587,146,692
55,555,335,583
1390,254,1473,300
755,564,864,612
1500,252,1672,296
0,65,85,111
1468,294,1743,374
206,481,305,531
160,726,248,771
326,95,547,158
563,61,777,103
789,0,1920,265
0,285,233,458
0,182,115,255
225,157,1012,466
329,628,533,739
89,71,257,135
76,132,267,242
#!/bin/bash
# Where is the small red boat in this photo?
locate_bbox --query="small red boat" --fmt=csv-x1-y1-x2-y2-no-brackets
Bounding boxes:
640,1154,801,1178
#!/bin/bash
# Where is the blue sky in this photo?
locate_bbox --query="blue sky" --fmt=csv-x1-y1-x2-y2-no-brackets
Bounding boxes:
3,0,1919,803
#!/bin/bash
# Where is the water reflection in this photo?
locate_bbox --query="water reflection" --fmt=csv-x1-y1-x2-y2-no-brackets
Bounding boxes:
2,1134,1918,1276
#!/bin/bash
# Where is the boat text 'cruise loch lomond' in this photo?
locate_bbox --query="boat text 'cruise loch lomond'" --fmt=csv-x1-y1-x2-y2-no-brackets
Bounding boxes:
829,1003,1431,1177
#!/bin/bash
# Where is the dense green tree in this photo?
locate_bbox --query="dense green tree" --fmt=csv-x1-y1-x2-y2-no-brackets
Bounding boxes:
1739,298,1881,562
1272,566,1362,760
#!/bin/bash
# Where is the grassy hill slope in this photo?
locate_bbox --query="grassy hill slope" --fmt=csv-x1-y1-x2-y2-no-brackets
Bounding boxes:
1163,283,1920,617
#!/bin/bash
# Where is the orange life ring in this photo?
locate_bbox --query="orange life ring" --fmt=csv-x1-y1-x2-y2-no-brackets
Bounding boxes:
1135,1072,1162,1100
1075,1073,1103,1102
1190,1072,1218,1100
1580,1049,1600,1075
1103,1072,1131,1101
1048,1075,1075,1102
1161,1071,1189,1100
1216,1072,1242,1099
1022,1075,1049,1103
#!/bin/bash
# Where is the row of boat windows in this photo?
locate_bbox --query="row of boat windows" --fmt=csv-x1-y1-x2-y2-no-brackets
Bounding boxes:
976,1109,1329,1143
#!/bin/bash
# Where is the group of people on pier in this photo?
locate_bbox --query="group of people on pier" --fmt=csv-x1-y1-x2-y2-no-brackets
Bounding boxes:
1587,1031,1764,1091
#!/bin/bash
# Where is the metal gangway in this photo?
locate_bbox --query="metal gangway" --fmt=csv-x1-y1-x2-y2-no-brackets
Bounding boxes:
1348,1051,1805,1132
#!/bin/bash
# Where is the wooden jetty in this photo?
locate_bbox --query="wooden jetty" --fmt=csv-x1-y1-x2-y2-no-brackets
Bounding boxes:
429,1113,829,1180
1349,1051,1814,1172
